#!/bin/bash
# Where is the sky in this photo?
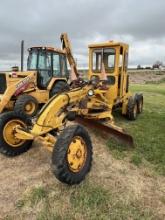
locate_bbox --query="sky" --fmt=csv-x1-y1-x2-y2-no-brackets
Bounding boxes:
0,0,165,70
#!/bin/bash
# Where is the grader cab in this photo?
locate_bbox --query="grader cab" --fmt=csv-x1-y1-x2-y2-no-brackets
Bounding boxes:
88,41,143,120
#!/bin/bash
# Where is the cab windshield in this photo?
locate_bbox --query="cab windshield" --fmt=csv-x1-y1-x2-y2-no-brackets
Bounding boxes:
27,49,38,70
92,48,115,73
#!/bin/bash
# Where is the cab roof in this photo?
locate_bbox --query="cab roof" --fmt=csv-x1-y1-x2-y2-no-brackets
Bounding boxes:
28,46,65,54
88,41,128,49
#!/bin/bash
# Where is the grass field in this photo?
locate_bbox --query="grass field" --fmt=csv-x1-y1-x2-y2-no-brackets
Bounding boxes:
109,82,165,176
3,82,165,220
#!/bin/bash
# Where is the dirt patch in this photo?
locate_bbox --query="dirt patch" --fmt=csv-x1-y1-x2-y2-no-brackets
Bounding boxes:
128,70,165,84
80,69,165,84
0,140,54,219
0,130,164,219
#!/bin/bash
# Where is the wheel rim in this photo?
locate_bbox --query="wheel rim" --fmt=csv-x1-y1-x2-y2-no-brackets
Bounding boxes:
3,119,26,147
24,101,36,115
67,136,87,173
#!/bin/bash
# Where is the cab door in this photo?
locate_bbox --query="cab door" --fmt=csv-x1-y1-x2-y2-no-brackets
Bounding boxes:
52,53,69,78
119,47,129,97
37,51,52,89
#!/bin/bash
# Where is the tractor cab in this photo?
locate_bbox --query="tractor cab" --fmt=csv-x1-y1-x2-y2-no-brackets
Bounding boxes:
88,41,129,101
27,47,69,89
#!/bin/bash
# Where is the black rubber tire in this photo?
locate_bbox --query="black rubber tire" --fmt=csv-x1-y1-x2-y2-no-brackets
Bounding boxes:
0,111,32,157
14,94,38,117
52,124,93,185
137,94,143,114
126,96,138,120
50,81,69,97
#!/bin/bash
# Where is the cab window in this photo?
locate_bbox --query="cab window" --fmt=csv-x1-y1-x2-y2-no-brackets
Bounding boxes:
92,49,102,72
61,55,69,77
92,48,115,73
27,50,38,70
52,53,61,76
37,51,52,88
105,48,115,70
38,51,51,70
124,52,128,71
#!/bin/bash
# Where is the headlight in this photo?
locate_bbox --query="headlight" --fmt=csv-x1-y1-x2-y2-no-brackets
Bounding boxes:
88,89,94,96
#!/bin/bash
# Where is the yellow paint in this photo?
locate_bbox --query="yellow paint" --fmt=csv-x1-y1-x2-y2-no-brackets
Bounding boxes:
67,136,87,173
24,101,36,115
88,40,131,115
0,70,67,112
3,119,26,147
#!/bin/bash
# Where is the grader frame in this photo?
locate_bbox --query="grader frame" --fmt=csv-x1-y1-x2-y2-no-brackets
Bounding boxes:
0,37,143,185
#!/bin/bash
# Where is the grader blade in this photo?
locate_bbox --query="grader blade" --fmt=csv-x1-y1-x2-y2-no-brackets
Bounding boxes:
76,117,134,147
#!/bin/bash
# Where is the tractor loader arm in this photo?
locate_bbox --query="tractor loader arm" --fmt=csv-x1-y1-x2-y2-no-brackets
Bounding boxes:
60,33,79,77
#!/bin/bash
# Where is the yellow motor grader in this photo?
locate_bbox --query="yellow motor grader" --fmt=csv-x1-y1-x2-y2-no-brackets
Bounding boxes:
0,34,76,116
0,37,143,185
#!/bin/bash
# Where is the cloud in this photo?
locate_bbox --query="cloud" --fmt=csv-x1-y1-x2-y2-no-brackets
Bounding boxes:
0,0,165,70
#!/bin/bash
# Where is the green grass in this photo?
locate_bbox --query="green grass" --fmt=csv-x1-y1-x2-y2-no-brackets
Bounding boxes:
130,153,142,166
29,186,47,205
16,186,48,210
145,77,165,84
69,184,155,220
131,83,165,96
70,184,110,219
107,83,165,175
13,183,156,220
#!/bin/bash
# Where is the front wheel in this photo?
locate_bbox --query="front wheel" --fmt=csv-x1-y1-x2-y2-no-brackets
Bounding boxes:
0,112,32,156
52,125,93,185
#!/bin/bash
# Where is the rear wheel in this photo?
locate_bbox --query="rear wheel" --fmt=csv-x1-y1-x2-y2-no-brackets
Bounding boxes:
137,94,143,114
52,125,93,185
14,95,38,117
126,96,138,120
0,112,32,156
50,81,69,97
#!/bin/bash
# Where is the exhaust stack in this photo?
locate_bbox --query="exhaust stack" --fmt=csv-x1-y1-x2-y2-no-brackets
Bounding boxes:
21,40,24,72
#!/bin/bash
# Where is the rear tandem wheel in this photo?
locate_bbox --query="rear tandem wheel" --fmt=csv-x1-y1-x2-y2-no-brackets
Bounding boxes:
126,94,143,120
136,94,143,114
126,96,138,120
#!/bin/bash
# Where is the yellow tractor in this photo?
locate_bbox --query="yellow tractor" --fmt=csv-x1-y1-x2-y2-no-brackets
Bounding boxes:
0,34,75,116
0,37,143,185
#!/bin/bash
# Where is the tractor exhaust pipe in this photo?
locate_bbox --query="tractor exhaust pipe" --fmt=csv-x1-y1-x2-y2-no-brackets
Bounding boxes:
21,40,24,72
